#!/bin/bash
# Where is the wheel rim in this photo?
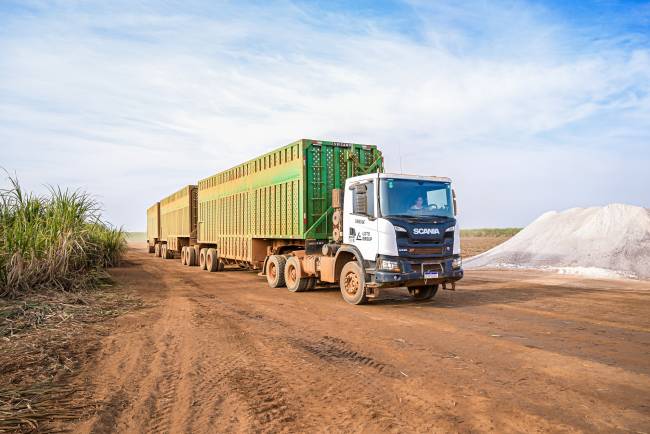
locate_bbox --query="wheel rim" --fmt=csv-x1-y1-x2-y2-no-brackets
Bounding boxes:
287,264,297,286
269,262,277,279
343,271,360,297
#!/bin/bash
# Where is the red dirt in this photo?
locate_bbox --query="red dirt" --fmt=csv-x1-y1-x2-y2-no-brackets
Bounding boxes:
70,245,650,433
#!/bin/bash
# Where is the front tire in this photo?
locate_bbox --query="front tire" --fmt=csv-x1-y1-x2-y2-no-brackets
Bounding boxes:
285,257,309,292
410,285,438,300
266,255,287,288
339,262,368,305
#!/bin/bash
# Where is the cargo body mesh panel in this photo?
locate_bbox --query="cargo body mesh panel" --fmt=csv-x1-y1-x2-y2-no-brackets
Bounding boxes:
160,185,197,242
197,139,382,263
146,203,160,244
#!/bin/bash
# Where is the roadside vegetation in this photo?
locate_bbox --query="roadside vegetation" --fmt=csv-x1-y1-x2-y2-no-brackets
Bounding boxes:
461,227,521,237
0,176,126,298
0,176,136,432
461,228,521,259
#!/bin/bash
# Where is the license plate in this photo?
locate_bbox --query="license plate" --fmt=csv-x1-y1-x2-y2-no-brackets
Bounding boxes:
424,271,439,279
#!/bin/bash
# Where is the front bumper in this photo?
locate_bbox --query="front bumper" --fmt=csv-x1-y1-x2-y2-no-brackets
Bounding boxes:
374,257,463,287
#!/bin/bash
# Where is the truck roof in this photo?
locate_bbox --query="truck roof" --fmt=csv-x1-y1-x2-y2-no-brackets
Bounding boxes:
351,172,452,183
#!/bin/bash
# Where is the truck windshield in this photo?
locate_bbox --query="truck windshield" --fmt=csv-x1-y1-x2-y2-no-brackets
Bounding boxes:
379,178,453,219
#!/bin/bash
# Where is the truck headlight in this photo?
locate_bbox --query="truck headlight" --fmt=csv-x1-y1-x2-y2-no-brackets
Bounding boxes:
452,257,462,269
445,225,456,232
380,259,401,272
394,226,407,232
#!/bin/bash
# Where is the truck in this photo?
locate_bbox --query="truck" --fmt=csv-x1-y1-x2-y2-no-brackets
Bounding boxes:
147,139,463,304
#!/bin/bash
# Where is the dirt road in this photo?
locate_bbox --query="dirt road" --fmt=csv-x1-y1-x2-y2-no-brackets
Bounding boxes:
72,246,650,433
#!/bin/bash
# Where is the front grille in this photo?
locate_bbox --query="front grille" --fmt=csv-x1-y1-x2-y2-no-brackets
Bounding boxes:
407,247,443,255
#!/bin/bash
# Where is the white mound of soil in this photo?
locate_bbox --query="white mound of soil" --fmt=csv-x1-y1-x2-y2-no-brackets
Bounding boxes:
465,204,650,279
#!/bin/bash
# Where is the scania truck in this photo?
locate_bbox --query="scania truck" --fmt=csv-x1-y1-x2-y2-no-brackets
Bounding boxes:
147,139,463,304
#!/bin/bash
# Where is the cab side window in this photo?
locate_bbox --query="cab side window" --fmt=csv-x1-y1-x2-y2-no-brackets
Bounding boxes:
352,181,374,217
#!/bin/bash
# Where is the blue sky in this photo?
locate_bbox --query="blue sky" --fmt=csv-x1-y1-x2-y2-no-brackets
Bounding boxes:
1,0,649,229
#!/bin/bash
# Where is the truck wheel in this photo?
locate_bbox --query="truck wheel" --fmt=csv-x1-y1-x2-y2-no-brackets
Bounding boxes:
266,255,286,288
161,244,167,259
154,243,161,257
148,245,155,254
187,247,197,266
339,262,368,305
181,247,187,265
285,256,309,292
206,248,219,272
199,248,208,270
411,285,439,300
306,278,316,291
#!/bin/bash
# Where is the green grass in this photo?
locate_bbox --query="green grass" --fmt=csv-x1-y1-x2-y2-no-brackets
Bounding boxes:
0,176,126,297
460,227,522,237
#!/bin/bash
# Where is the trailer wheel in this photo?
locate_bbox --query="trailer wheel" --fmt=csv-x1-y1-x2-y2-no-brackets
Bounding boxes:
285,257,309,292
199,248,208,270
154,243,161,257
266,255,286,288
181,247,187,265
206,248,219,272
306,277,316,291
187,247,197,266
161,244,167,259
410,285,438,301
148,245,155,254
339,262,368,305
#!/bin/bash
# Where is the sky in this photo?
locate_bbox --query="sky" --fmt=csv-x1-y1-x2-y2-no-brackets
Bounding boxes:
1,0,649,230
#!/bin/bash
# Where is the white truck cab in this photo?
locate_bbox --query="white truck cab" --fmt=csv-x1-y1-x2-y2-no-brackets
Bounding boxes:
333,172,463,304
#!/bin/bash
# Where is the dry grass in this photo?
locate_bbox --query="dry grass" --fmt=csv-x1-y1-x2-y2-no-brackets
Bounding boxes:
0,286,141,432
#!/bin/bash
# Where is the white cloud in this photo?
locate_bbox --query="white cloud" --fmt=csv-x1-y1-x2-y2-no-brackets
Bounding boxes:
1,0,648,229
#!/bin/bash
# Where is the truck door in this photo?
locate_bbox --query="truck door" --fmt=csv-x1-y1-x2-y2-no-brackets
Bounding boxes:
344,179,379,261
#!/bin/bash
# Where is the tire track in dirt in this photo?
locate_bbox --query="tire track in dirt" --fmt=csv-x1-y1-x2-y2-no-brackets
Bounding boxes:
187,297,302,433
72,248,650,433
190,296,450,432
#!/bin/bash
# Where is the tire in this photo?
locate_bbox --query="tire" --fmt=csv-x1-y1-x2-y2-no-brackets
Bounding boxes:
187,247,197,266
154,243,161,257
339,261,368,305
148,245,155,254
181,247,187,265
266,255,287,288
161,244,167,259
284,256,309,292
199,248,208,270
206,248,219,272
306,278,316,291
164,245,173,259
410,285,439,301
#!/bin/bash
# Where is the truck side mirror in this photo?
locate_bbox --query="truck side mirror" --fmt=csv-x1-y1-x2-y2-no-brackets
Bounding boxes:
452,189,458,216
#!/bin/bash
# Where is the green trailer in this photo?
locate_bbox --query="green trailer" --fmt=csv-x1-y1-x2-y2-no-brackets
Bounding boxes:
194,139,383,270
